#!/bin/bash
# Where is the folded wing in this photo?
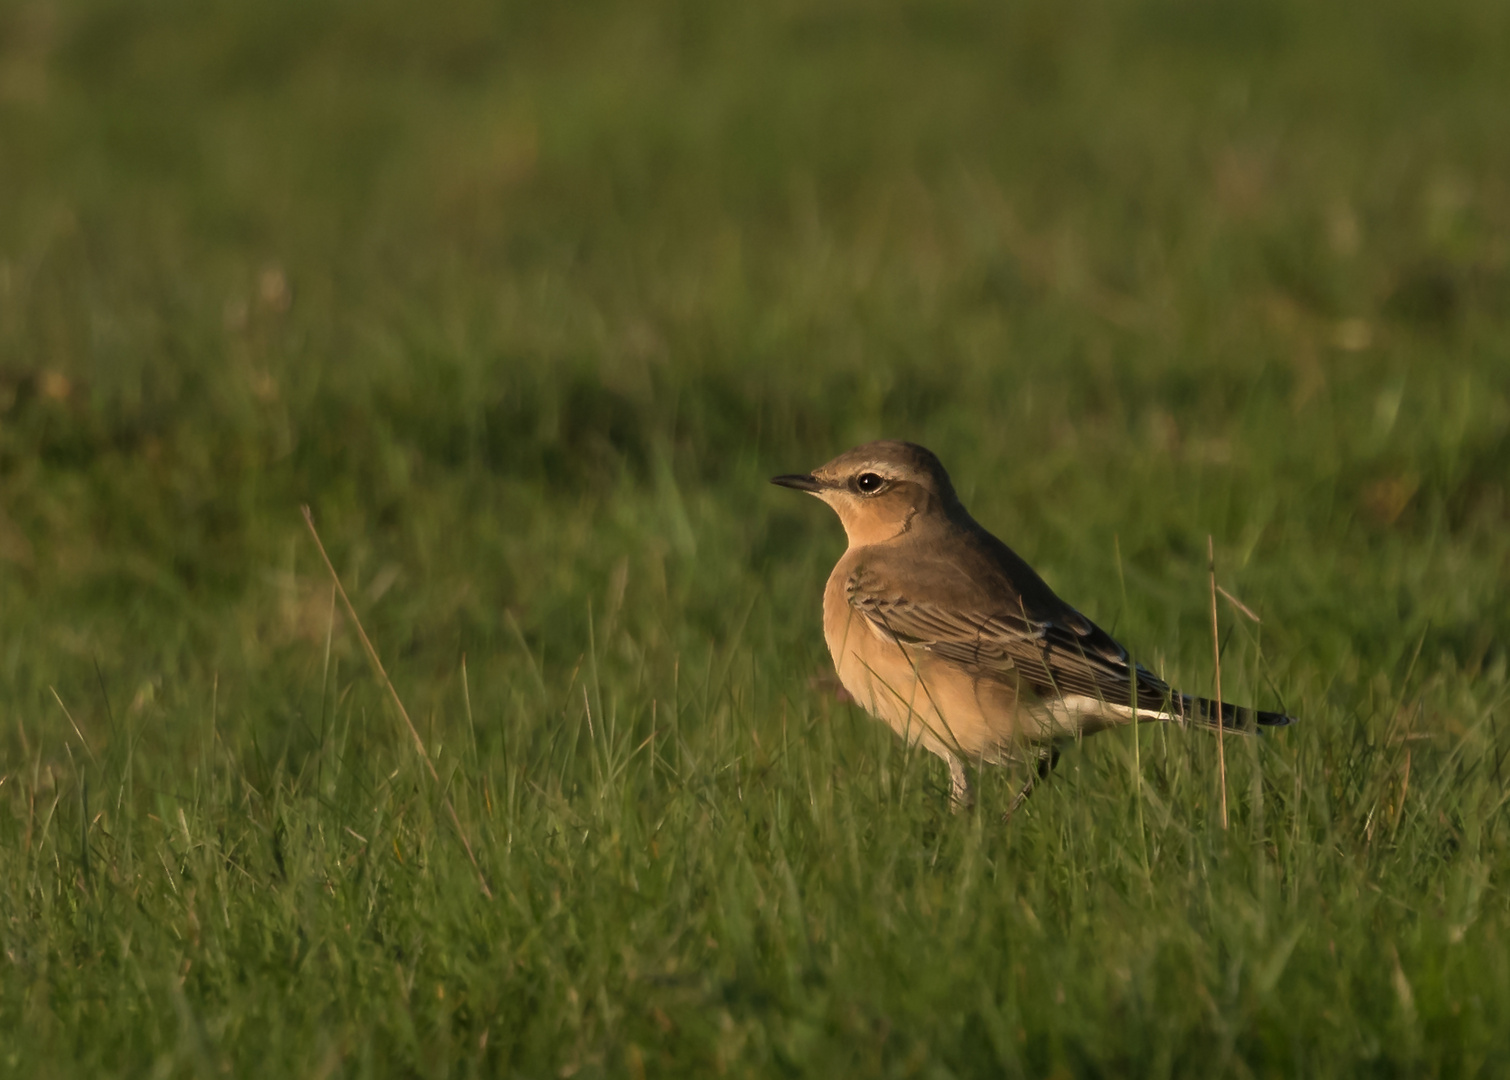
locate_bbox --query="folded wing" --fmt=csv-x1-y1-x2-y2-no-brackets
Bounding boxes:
845,565,1178,716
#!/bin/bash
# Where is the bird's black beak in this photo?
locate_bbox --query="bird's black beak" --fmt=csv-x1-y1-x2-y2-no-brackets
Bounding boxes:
770,473,823,493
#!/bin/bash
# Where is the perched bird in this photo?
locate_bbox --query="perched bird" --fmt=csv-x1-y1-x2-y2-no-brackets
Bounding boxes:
772,440,1295,812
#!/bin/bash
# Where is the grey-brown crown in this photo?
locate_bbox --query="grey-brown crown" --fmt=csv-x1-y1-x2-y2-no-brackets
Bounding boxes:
813,440,959,500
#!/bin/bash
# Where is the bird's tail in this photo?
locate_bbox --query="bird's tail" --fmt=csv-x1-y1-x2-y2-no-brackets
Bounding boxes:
1174,694,1297,732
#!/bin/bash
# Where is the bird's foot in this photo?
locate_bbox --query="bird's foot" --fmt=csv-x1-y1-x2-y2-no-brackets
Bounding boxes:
1001,774,1037,821
1001,746,1061,822
948,755,975,812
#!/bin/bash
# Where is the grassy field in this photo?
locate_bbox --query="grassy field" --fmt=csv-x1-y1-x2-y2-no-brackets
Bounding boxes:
3,0,1510,1074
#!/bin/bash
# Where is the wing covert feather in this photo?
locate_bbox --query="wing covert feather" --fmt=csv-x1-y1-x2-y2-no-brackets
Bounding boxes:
845,563,1176,714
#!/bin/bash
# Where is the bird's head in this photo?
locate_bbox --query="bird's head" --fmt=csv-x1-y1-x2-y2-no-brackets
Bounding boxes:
771,440,962,546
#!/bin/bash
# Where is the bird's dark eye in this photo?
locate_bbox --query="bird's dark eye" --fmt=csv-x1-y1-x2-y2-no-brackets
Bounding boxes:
854,472,886,494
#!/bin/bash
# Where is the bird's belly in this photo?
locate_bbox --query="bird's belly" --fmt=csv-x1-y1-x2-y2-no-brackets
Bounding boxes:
822,589,1036,762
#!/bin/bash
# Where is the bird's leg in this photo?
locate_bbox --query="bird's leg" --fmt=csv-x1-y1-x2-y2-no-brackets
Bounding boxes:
1003,746,1061,821
947,754,975,811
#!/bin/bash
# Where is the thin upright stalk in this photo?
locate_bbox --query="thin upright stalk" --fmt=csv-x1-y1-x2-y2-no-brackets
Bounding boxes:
1208,535,1228,831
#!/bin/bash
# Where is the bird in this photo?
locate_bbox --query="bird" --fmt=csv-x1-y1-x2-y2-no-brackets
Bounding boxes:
771,440,1295,814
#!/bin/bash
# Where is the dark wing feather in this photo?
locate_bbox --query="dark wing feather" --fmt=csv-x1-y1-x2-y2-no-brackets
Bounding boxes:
846,567,1177,715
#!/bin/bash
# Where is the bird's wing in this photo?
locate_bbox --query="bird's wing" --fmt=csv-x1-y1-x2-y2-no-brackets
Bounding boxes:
845,564,1177,715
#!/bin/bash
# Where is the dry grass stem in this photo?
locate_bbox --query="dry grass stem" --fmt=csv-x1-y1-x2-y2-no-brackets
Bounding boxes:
1208,535,1229,831
1216,585,1261,623
50,687,99,766
301,505,493,899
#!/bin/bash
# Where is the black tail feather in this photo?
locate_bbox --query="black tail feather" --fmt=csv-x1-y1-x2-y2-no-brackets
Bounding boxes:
1178,694,1297,732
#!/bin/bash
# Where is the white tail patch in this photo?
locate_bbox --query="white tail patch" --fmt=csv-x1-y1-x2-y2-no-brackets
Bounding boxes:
1038,695,1183,737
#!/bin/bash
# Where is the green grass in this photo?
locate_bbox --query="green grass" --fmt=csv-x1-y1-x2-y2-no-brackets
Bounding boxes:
3,0,1510,1074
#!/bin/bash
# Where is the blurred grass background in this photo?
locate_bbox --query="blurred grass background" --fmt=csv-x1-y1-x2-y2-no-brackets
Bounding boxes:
2,0,1509,1075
